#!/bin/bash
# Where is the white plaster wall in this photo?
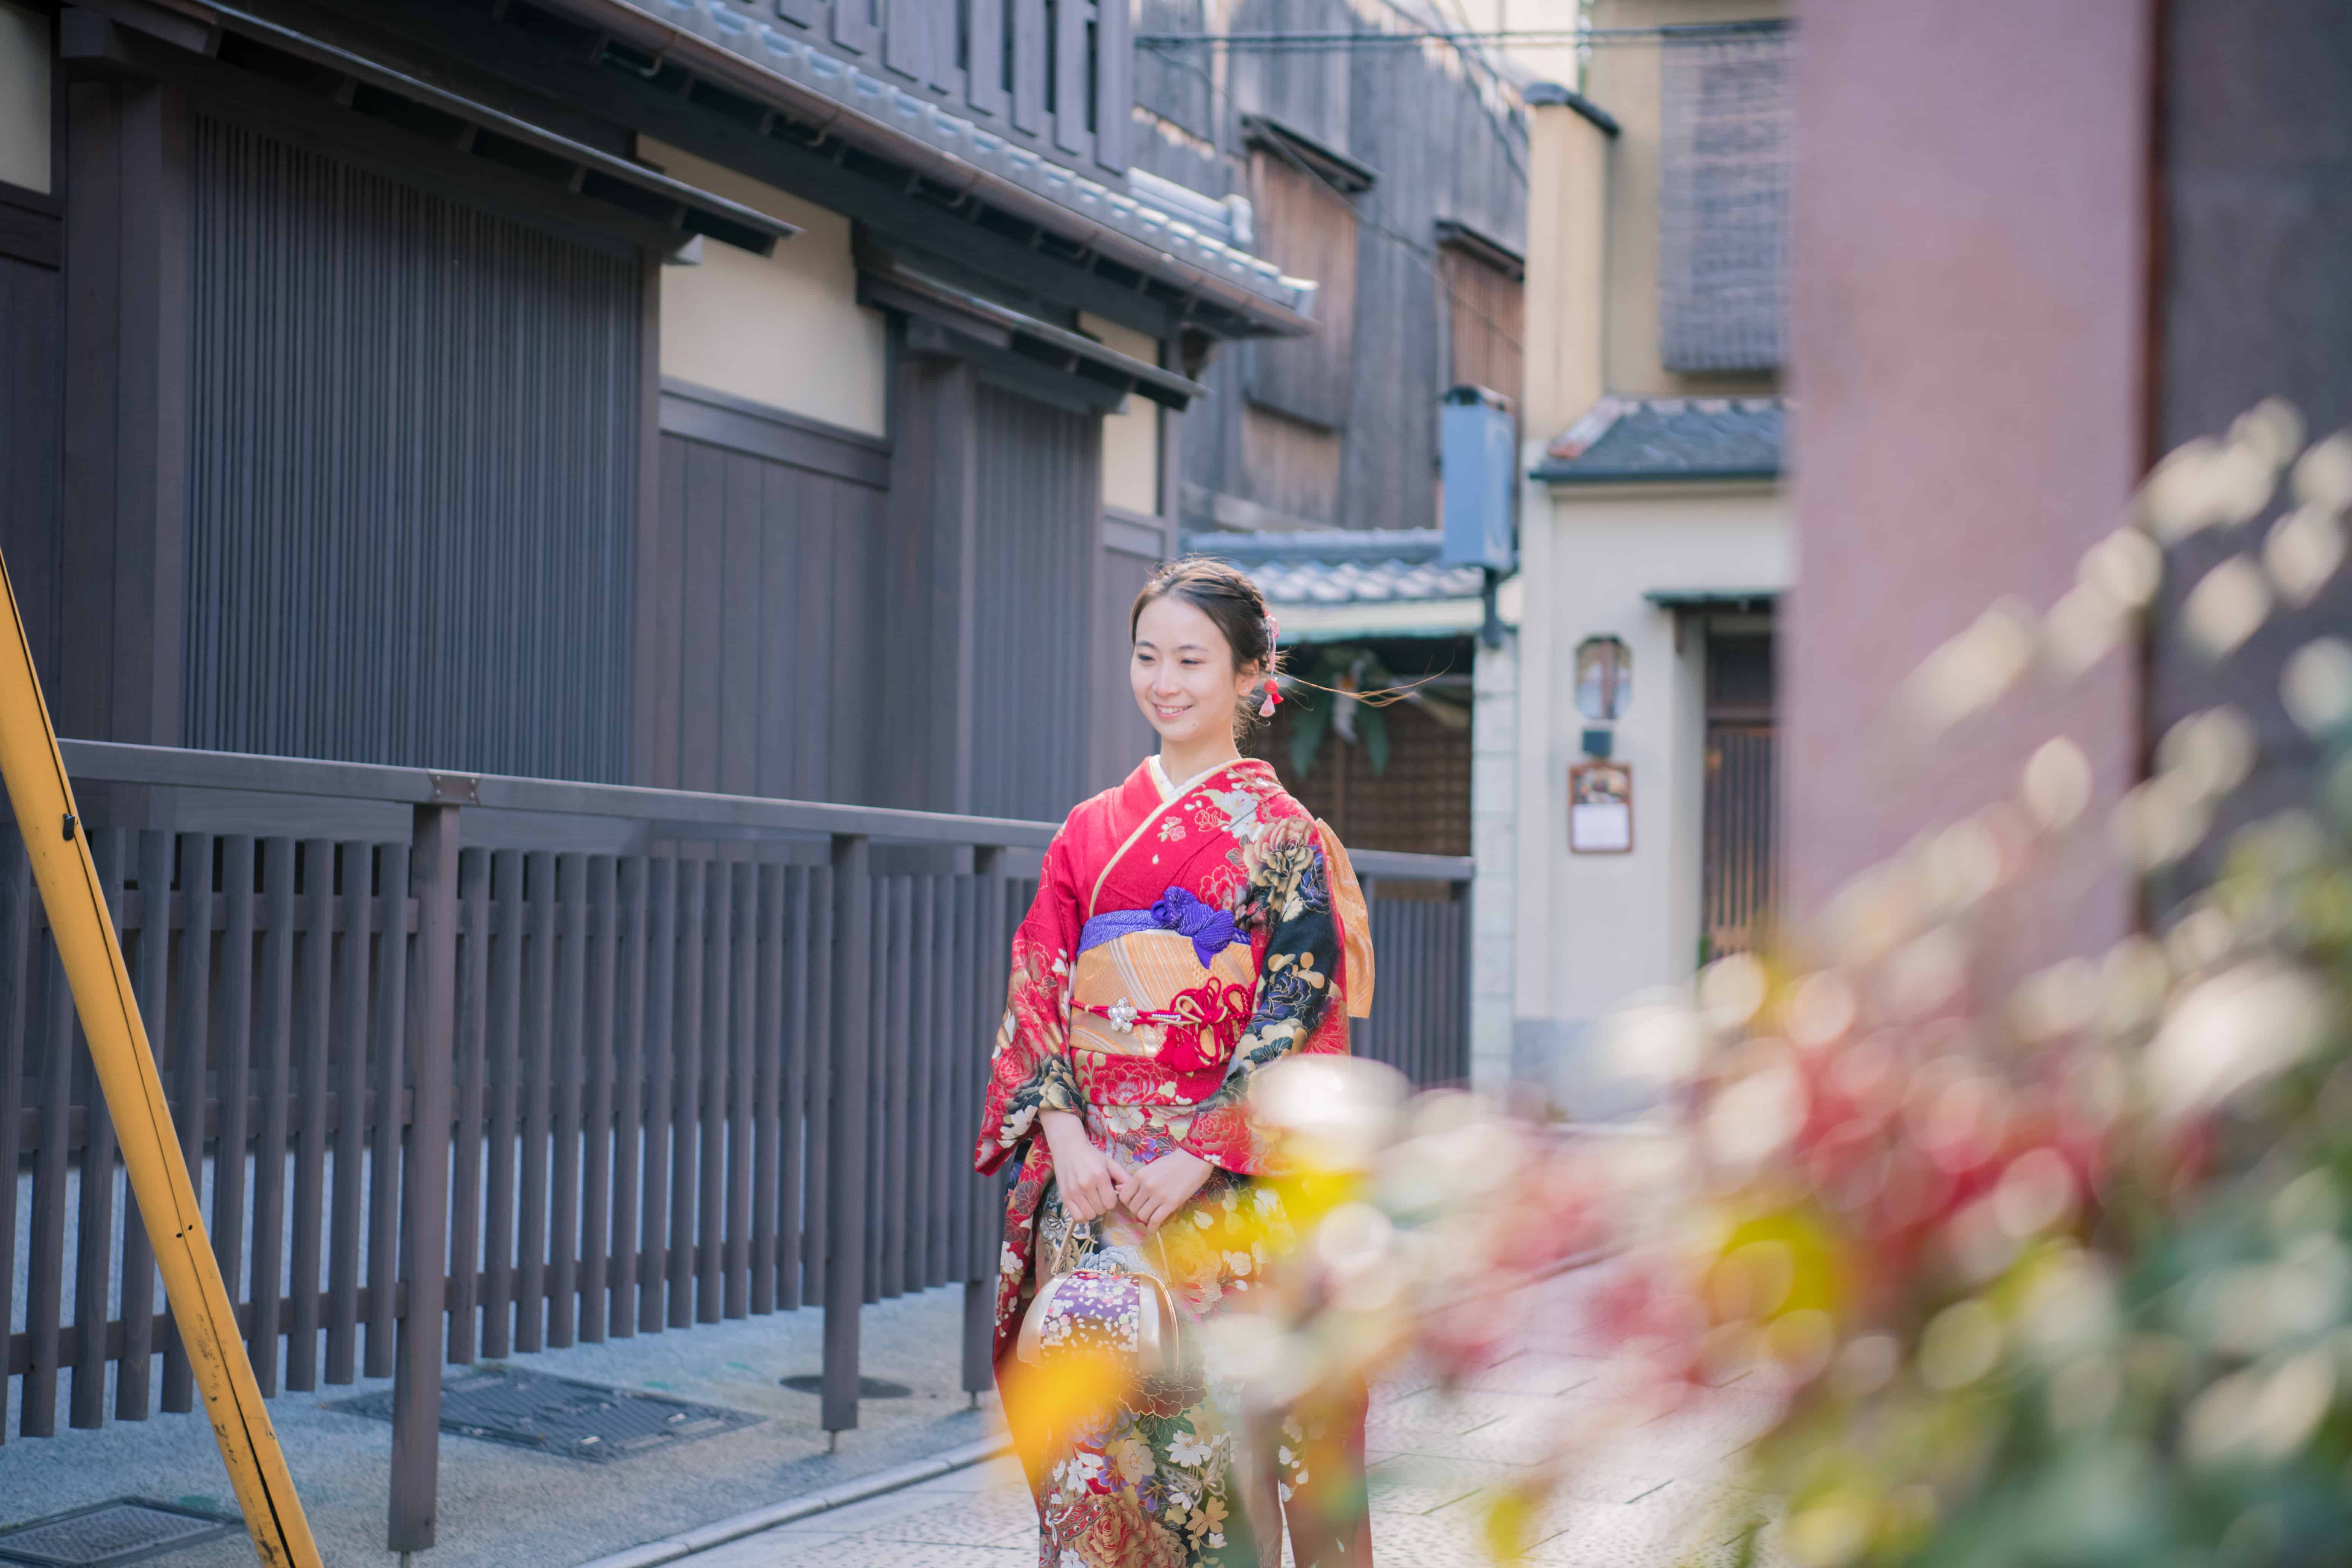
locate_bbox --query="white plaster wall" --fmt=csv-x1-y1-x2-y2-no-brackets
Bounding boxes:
0,3,50,194
1511,476,1790,1112
1082,313,1164,515
643,137,888,437
1469,633,1519,1094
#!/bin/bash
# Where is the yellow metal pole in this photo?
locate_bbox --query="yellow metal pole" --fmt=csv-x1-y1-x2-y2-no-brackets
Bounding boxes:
0,552,322,1568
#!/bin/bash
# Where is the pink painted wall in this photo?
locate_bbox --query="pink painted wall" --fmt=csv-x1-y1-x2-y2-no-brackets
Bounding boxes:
1783,0,2153,952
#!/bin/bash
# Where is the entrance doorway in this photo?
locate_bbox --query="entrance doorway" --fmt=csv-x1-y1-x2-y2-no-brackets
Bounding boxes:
1701,630,1777,959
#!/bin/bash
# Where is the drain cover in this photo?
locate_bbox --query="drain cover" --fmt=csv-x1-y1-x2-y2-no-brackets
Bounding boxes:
334,1366,761,1464
0,1499,239,1567
779,1374,913,1399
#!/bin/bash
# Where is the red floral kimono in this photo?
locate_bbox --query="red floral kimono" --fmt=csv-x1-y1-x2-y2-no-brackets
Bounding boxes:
975,756,1374,1568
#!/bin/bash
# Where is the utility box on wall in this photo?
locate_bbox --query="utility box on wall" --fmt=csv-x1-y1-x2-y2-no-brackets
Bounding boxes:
1440,385,1516,570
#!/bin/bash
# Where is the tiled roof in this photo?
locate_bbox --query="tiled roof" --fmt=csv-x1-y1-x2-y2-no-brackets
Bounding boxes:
1184,530,1486,607
1532,396,1785,483
623,1,1313,321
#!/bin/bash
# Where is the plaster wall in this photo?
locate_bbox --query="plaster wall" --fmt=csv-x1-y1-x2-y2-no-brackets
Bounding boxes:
1083,311,1165,517
1521,99,1609,443
0,3,48,194
1469,633,1520,1094
1511,476,1789,1110
642,137,889,437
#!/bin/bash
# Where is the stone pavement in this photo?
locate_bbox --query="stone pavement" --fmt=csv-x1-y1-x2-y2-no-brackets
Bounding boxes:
0,1284,993,1568
0,1259,1778,1567
642,1262,1786,1568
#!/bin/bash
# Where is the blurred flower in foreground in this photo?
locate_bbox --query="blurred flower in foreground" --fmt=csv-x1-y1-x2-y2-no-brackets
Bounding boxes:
1233,403,2352,1564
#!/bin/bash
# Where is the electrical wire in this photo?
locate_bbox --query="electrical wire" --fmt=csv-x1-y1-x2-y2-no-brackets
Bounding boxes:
1138,19,1787,51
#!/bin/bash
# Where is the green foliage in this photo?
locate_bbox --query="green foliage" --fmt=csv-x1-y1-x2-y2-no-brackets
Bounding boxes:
1282,645,1396,778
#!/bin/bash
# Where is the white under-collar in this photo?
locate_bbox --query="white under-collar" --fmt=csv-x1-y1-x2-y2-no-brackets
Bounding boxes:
1148,754,1240,802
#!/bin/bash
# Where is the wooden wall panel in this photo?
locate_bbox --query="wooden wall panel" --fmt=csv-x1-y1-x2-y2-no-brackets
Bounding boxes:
971,384,1097,821
1095,543,1160,793
645,426,886,805
1240,405,1342,526
1226,0,1353,154
1245,152,1356,432
179,116,639,781
874,356,979,815
1133,0,1214,143
1339,36,1525,537
61,79,188,749
1176,8,1530,538
1442,246,1525,406
0,253,61,695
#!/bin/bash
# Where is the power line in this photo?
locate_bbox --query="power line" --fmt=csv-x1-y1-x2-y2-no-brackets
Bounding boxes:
1137,19,1789,51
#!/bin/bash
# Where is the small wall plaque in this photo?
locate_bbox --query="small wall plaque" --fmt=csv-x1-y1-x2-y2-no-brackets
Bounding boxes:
1569,760,1633,854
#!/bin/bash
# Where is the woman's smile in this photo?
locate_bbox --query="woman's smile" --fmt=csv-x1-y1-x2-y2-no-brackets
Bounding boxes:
1130,593,1262,781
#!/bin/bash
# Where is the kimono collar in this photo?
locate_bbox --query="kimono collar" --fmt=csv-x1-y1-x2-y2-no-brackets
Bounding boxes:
1146,753,1265,802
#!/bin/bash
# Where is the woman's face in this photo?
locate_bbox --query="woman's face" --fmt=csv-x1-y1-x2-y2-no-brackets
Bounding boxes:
1131,593,1258,752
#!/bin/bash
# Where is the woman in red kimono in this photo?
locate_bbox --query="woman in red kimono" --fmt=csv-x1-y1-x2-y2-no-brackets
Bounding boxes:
975,559,1375,1568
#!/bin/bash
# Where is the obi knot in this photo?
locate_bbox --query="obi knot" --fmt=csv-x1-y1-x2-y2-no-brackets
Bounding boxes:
1149,887,1241,967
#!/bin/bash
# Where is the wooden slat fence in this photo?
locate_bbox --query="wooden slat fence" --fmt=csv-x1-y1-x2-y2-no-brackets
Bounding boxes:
0,742,1468,1547
1351,852,1475,1091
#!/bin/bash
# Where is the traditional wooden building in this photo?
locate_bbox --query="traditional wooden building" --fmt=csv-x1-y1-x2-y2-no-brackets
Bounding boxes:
1134,0,1532,538
0,0,1319,825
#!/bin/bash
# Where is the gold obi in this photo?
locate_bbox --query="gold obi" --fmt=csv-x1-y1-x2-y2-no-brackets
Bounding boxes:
1067,930,1256,1063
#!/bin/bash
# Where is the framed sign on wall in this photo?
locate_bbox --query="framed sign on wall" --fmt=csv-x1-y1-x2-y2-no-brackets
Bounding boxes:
1569,760,1633,853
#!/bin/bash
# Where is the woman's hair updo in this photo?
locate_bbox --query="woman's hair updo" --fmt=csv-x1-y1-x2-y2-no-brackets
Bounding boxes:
1130,556,1281,737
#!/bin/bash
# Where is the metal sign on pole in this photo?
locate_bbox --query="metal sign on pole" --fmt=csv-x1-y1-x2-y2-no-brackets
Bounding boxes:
0,552,323,1568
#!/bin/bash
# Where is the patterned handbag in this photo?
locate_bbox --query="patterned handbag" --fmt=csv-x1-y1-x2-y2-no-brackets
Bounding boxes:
1015,1220,1181,1379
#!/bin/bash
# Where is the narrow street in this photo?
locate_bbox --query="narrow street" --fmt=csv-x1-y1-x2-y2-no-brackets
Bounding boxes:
639,1265,1782,1568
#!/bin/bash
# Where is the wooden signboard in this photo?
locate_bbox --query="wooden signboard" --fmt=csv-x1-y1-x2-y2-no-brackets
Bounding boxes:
1569,760,1633,853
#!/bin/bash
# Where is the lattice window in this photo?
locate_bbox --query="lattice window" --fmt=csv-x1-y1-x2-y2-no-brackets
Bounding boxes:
1660,31,1793,374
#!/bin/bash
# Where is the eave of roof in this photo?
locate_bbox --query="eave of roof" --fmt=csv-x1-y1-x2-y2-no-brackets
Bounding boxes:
1241,112,1380,193
858,257,1210,410
1433,218,1524,281
212,1,800,251
1184,528,1498,639
528,0,1320,336
1533,396,1786,484
1644,589,1781,613
1524,81,1621,137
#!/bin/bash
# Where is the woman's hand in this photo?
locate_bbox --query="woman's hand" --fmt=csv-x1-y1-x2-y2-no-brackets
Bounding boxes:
1041,1110,1129,1222
1122,1148,1215,1231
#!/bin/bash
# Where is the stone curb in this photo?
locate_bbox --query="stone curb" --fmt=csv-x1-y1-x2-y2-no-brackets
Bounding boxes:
569,1434,1018,1568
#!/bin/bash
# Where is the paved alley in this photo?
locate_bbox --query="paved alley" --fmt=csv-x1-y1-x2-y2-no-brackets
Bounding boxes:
639,1265,1783,1568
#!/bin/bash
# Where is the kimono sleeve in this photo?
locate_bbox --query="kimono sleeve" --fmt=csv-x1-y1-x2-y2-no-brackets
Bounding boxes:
1181,814,1349,1176
973,827,1088,1177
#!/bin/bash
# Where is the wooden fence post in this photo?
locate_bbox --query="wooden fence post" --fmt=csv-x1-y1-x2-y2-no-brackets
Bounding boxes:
822,833,871,1439
389,798,462,1554
961,844,1004,1399
1453,876,1473,1084
1355,874,1378,1068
